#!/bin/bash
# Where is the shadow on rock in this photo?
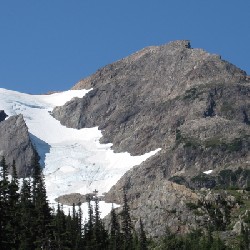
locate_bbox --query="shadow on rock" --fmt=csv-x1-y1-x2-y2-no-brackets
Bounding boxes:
29,133,51,168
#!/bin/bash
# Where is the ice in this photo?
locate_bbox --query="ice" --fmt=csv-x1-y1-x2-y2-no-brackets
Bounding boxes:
203,170,213,174
0,88,161,218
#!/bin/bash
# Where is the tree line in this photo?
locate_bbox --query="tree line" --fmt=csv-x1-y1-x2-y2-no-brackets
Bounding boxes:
0,155,147,249
1,155,249,249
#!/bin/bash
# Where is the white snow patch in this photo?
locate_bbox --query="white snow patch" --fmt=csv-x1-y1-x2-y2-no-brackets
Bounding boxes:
203,170,213,175
0,88,161,218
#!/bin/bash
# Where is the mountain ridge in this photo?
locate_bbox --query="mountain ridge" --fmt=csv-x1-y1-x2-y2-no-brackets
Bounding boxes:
0,114,37,176
52,40,250,235
0,40,249,237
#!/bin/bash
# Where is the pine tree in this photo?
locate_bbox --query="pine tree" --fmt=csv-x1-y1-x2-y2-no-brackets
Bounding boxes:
84,195,95,248
0,156,11,248
121,188,133,250
94,195,102,247
6,161,20,248
93,195,109,249
210,233,226,250
64,211,74,249
0,157,9,201
139,218,147,250
71,203,81,249
19,178,36,249
75,203,83,249
51,203,67,249
110,204,121,250
31,152,42,201
239,223,249,250
31,154,52,248
133,230,139,250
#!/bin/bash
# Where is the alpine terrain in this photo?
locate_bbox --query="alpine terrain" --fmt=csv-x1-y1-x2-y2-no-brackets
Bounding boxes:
0,40,249,248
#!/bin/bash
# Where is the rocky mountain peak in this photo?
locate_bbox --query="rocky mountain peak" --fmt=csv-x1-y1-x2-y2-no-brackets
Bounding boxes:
52,40,249,235
53,40,249,154
0,110,8,122
0,114,37,177
72,40,246,93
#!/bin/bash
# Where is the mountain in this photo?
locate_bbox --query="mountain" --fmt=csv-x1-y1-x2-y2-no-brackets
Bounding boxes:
0,40,249,238
0,88,159,218
0,113,37,176
52,40,250,236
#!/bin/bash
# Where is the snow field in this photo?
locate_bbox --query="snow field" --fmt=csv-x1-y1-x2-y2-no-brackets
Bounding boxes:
0,88,160,218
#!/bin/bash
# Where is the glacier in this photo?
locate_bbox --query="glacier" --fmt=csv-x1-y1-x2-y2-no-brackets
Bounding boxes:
0,88,160,218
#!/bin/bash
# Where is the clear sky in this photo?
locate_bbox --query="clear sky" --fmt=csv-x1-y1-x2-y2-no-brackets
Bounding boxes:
0,1,249,94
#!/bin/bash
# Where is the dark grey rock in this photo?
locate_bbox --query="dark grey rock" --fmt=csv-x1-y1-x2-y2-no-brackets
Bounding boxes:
0,110,8,122
52,40,249,174
53,40,248,155
0,114,37,177
52,40,250,236
55,192,104,206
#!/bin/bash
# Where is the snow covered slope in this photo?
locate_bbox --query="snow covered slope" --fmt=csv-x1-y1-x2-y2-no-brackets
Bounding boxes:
0,88,160,217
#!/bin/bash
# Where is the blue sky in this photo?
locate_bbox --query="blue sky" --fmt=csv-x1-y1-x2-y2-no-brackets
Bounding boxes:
0,1,249,94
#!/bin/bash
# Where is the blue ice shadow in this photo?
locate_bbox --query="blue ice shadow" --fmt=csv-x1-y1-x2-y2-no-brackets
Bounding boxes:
29,133,51,168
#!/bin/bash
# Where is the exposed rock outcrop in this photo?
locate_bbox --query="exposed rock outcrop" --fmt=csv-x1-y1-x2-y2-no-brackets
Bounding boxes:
53,40,248,154
0,110,8,122
105,178,200,237
0,114,37,177
53,39,249,177
52,40,250,236
55,192,103,206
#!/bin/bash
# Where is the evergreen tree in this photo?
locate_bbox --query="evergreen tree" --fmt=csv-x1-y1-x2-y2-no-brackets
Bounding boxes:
6,161,20,248
70,203,82,249
0,156,11,248
121,188,133,250
64,211,74,249
31,152,42,201
239,223,249,250
31,154,52,248
162,227,186,250
93,195,109,249
84,195,95,248
0,157,9,201
19,178,36,249
110,204,121,250
210,233,227,250
132,230,139,250
75,203,83,249
139,218,147,250
94,195,102,248
51,203,68,249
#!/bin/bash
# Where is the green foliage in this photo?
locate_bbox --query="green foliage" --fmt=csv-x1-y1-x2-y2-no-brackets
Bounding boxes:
204,137,222,148
121,188,134,250
227,138,244,152
169,175,187,185
186,202,200,210
204,135,250,152
139,218,148,250
190,173,216,189
110,205,122,250
180,137,200,149
1,154,250,249
221,102,235,115
217,167,250,190
158,228,229,250
175,129,182,142
183,87,199,100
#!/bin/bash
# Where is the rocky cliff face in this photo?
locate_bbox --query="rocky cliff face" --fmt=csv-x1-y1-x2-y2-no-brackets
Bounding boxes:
0,114,37,177
52,40,250,235
0,110,8,122
53,40,248,154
